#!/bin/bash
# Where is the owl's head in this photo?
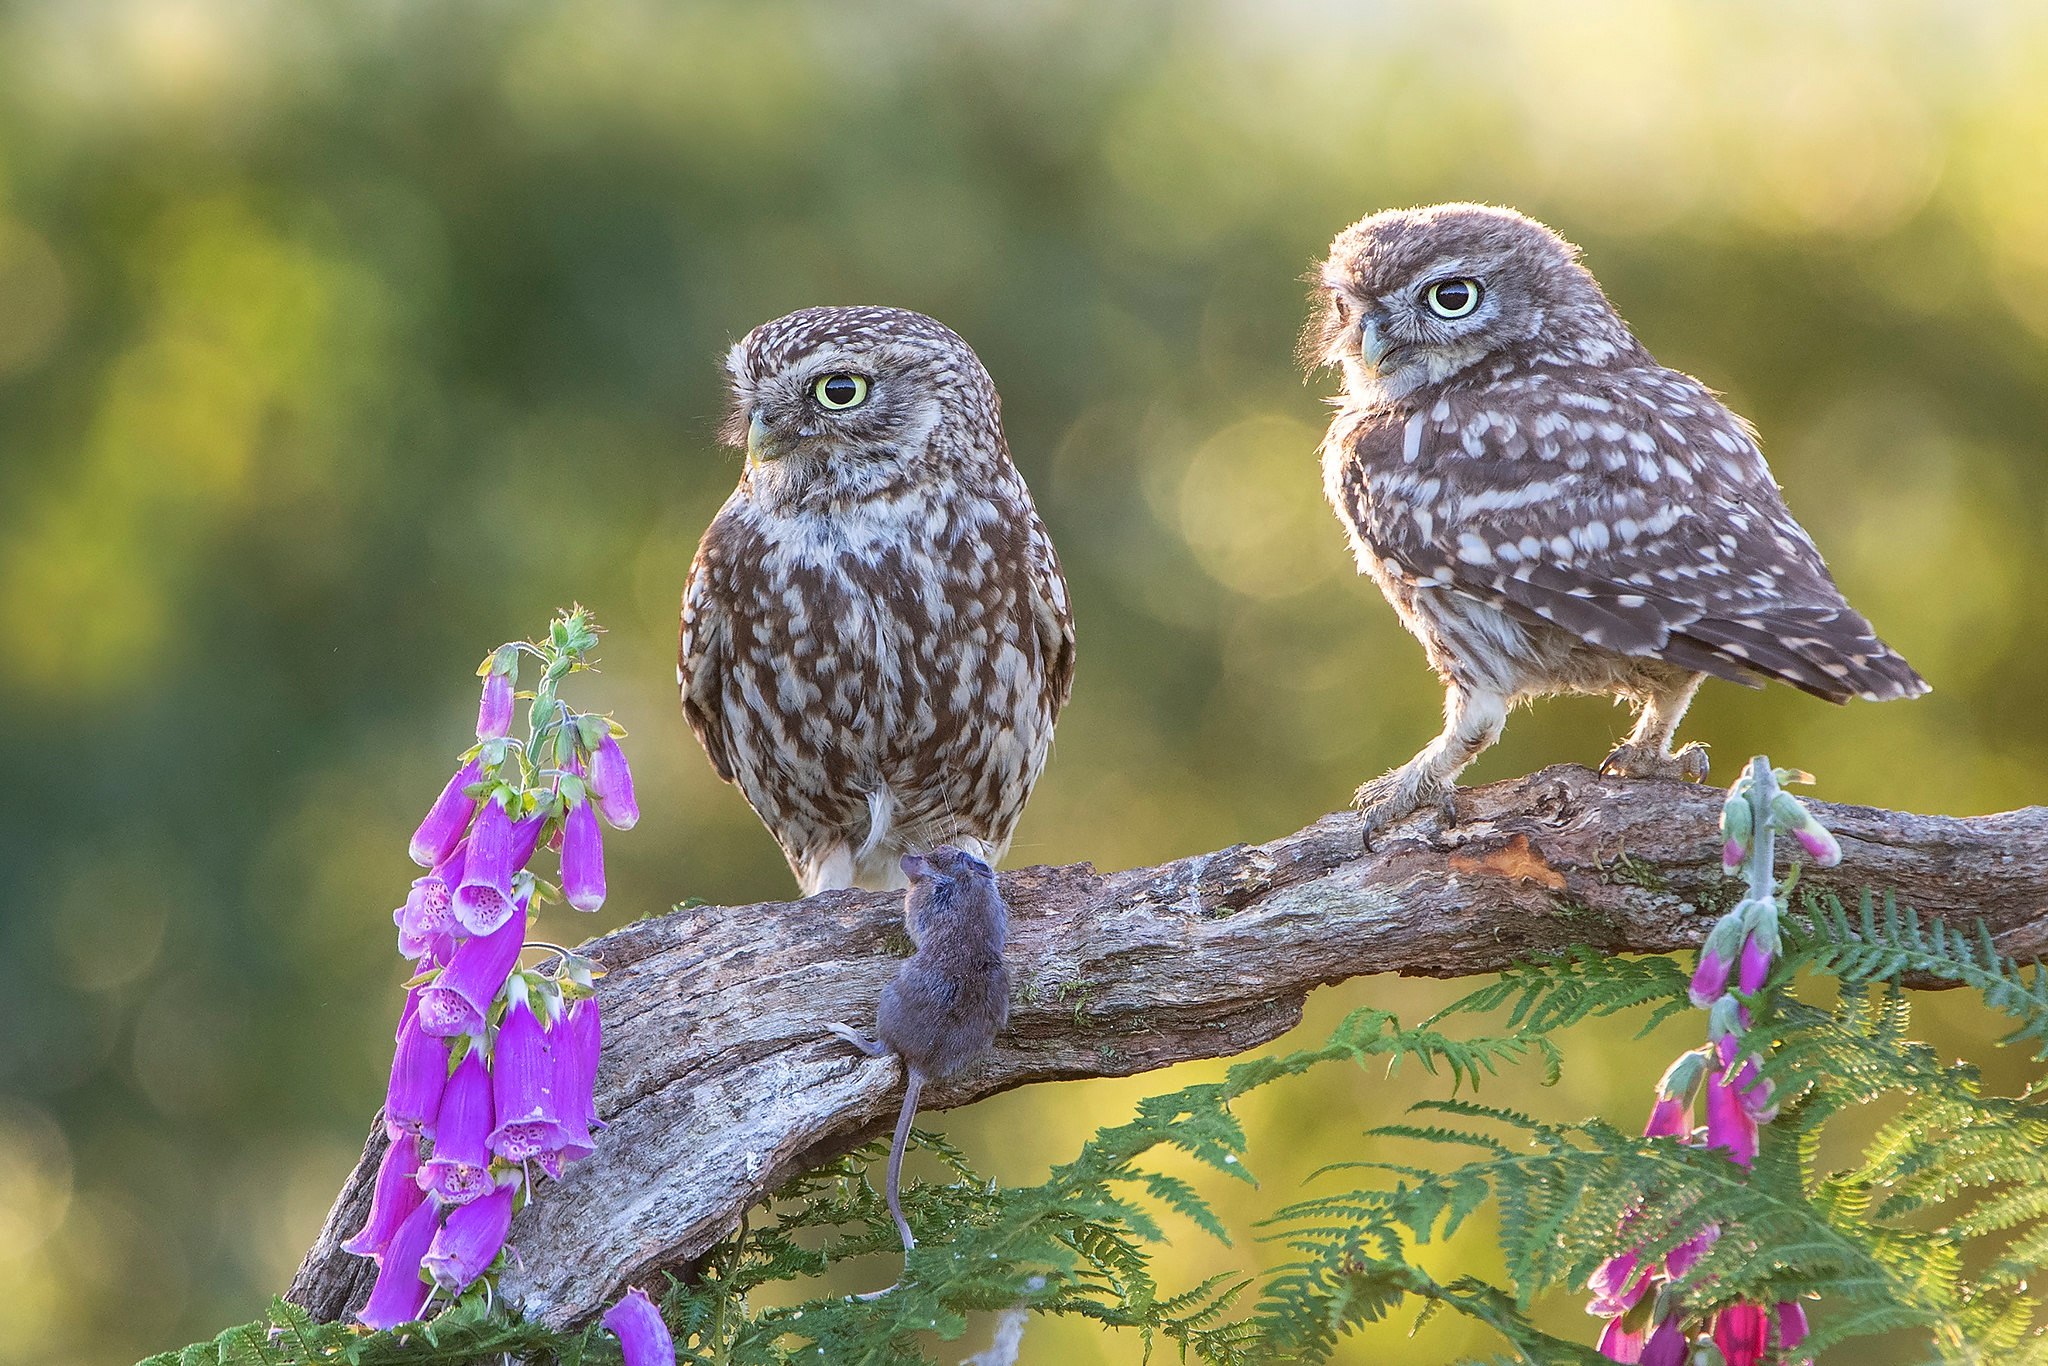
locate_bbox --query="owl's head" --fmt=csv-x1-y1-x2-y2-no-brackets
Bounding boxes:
722,306,1003,510
1304,204,1632,403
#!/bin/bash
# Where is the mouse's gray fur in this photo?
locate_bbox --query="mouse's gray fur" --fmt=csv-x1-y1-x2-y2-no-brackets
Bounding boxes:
827,844,1010,1283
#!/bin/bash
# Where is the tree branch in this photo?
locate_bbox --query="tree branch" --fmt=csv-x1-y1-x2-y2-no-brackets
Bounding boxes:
286,764,2048,1328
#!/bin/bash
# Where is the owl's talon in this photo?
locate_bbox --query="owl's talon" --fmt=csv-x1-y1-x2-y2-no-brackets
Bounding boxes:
1600,741,1710,784
1353,765,1452,851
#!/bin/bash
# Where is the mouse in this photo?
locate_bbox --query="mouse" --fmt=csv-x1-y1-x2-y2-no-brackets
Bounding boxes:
827,844,1011,1286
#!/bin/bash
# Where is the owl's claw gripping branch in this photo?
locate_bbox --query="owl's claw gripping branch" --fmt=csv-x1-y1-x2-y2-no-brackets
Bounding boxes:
287,766,2048,1330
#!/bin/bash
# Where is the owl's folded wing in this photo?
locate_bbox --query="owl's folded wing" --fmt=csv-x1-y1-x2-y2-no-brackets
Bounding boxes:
678,551,737,782
1341,393,1925,704
1024,513,1078,718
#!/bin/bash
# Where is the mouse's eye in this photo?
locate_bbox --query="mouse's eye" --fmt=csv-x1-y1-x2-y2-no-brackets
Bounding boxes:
813,373,869,410
1422,277,1483,320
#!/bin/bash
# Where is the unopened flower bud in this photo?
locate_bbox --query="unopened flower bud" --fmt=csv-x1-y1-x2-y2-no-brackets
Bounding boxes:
410,758,483,868
1718,794,1752,873
1690,914,1745,1007
588,733,639,831
1769,792,1840,867
561,793,606,913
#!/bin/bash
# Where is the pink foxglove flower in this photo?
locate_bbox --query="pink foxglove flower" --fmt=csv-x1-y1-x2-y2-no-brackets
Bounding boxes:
357,1195,440,1329
343,1135,425,1259
1775,1300,1809,1350
1638,1316,1687,1366
559,996,603,1135
560,794,606,912
1704,1061,1760,1168
455,795,520,934
602,1287,676,1366
422,1179,516,1292
1711,1301,1769,1366
417,904,527,1038
410,758,483,868
489,984,565,1161
418,1049,495,1205
386,998,450,1137
588,732,639,830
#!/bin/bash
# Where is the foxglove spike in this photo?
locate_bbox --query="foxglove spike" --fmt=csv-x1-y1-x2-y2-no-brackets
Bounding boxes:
357,1194,440,1329
422,1179,516,1292
588,733,639,831
343,1135,425,1259
410,758,483,869
561,795,606,912
602,1287,677,1366
418,1049,495,1205
416,906,526,1038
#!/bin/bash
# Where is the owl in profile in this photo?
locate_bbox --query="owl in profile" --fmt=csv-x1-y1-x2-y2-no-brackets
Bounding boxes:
1306,204,1926,844
679,307,1076,893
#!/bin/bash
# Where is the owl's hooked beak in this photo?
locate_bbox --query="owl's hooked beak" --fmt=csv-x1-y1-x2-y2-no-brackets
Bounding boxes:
745,411,776,466
1359,316,1396,373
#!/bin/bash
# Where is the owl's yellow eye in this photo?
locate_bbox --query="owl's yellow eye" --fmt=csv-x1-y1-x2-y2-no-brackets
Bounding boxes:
813,373,869,410
1423,278,1483,320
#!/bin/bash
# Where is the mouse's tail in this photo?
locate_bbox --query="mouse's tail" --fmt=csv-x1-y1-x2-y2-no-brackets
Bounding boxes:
888,1072,925,1255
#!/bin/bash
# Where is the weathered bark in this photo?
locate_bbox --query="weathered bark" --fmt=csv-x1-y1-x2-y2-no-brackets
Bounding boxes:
286,764,2048,1327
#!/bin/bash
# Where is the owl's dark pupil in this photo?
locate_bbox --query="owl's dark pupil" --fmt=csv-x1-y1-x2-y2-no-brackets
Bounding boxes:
822,375,859,405
1435,282,1471,310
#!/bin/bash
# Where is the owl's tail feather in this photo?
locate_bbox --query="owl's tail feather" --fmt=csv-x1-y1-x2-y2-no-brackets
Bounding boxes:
1676,610,1929,706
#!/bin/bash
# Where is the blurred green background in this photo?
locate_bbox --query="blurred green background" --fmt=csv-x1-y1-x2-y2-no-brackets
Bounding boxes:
1,1,2045,1361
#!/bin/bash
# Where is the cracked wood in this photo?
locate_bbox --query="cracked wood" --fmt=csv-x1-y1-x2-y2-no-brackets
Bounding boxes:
285,764,2048,1327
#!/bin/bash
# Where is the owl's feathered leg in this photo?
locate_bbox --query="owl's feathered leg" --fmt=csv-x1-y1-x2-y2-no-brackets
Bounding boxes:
1354,687,1507,849
1600,671,1710,782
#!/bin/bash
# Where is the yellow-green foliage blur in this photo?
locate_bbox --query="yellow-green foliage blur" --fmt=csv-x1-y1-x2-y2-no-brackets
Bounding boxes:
1,3,2044,1363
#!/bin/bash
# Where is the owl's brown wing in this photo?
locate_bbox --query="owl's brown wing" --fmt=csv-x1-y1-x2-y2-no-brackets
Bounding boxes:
1343,370,1927,703
1026,512,1077,717
678,541,737,783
